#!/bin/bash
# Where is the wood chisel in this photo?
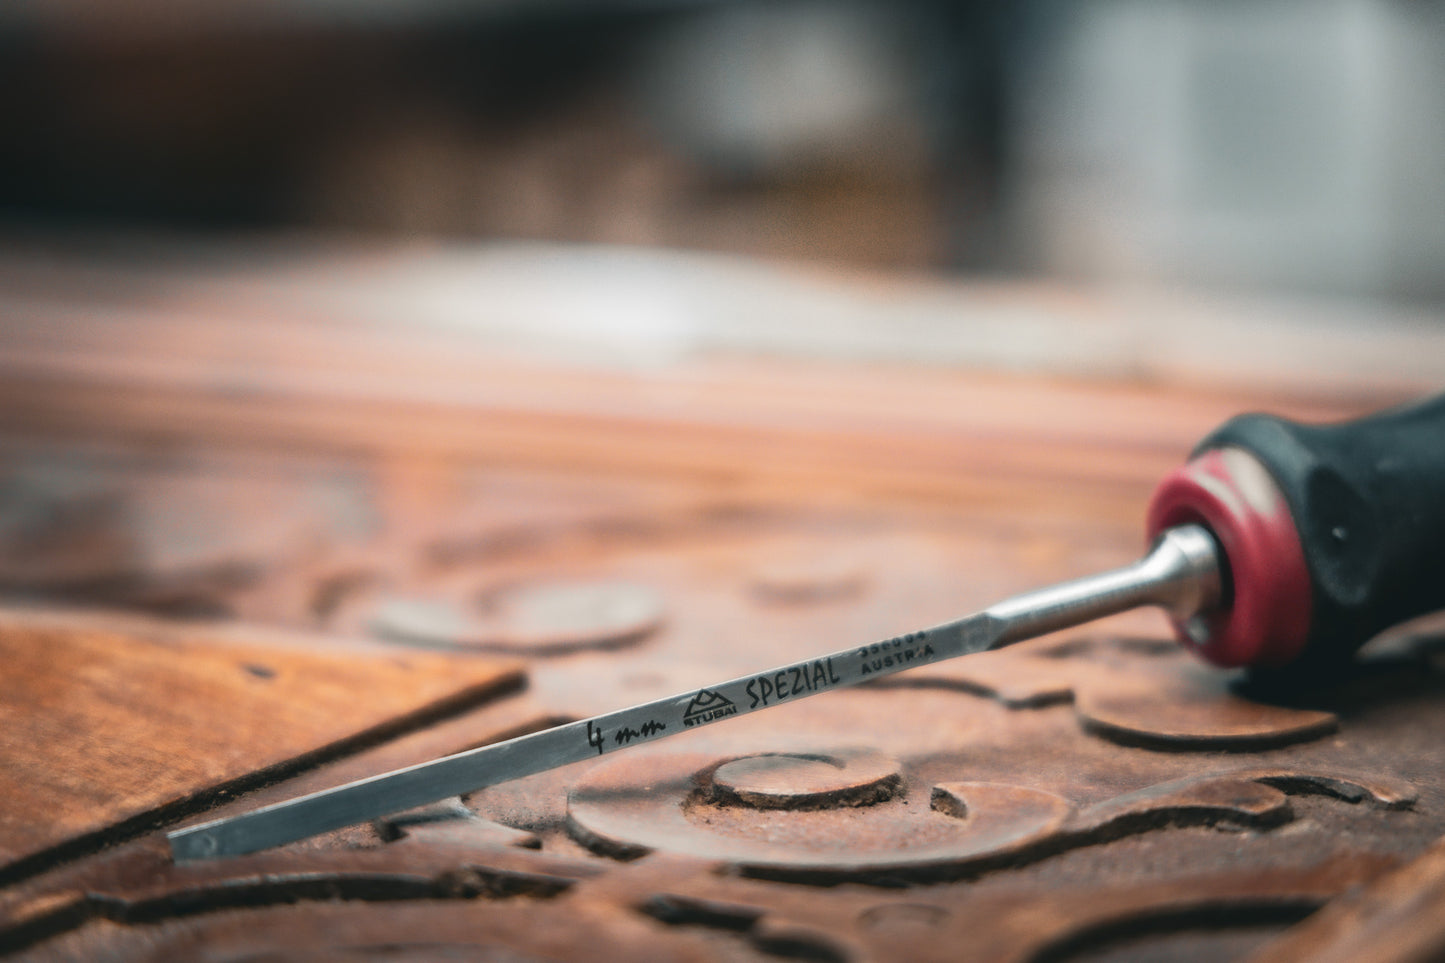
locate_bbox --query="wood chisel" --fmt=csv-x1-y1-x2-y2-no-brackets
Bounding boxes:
168,393,1445,861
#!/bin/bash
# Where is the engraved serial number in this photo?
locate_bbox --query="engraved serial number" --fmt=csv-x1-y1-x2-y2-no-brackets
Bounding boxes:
857,631,935,675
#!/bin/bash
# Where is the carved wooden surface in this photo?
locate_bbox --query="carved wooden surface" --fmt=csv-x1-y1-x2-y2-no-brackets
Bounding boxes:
1,244,1442,961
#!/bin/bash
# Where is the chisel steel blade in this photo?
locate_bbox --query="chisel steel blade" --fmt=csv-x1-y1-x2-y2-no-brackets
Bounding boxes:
169,613,1002,860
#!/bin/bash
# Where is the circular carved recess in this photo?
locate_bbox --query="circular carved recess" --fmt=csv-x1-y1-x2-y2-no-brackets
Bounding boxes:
370,580,664,654
749,557,866,605
856,902,951,936
711,749,901,810
567,751,1072,879
1075,666,1338,751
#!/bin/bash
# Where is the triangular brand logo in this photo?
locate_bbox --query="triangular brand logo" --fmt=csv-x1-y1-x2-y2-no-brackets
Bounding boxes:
682,688,737,727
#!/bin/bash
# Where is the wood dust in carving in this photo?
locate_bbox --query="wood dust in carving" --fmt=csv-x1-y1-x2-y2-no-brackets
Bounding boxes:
0,612,521,870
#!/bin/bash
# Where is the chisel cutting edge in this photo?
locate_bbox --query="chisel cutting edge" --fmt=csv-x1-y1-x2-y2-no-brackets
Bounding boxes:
168,393,1445,861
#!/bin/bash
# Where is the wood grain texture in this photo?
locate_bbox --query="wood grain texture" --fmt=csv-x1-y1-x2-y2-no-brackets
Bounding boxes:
0,609,521,874
1248,833,1445,963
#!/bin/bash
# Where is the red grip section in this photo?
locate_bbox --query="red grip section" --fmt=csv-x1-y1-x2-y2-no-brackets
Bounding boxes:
1146,447,1312,668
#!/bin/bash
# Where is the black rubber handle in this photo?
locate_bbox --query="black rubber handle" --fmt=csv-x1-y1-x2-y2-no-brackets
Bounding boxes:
1198,394,1445,666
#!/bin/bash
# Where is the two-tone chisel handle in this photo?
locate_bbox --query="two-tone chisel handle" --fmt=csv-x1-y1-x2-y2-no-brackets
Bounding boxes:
1148,393,1445,669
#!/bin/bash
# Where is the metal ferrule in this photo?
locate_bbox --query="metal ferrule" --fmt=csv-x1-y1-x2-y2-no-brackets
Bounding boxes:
985,525,1223,648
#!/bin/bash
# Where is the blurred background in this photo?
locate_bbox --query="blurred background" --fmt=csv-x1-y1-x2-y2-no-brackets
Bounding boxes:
3,0,1444,298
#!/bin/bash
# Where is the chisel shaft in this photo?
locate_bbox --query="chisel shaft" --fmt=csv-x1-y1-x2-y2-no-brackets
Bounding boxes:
168,525,1220,861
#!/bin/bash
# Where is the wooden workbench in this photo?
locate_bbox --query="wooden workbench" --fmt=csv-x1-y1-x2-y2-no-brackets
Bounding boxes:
2,238,1443,962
